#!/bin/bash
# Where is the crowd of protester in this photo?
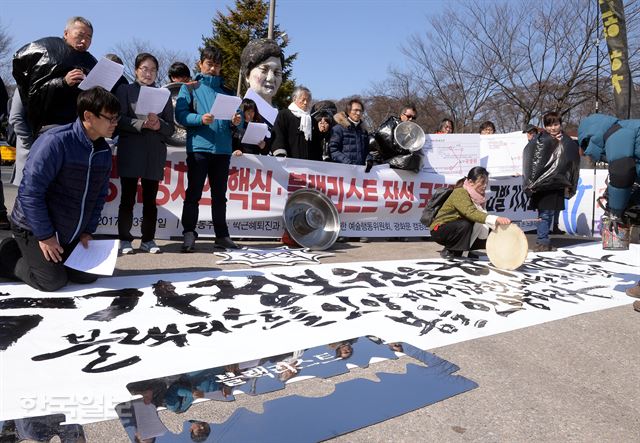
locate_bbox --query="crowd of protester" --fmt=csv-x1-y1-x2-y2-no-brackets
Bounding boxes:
0,16,637,305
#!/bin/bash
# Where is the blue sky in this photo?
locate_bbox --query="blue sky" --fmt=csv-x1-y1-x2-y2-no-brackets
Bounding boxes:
1,0,445,100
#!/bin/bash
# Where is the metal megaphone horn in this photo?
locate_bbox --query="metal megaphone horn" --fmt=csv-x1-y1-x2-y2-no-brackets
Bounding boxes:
283,189,341,250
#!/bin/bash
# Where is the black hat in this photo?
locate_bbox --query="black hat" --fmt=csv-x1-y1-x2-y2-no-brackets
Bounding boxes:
522,124,537,133
311,100,337,120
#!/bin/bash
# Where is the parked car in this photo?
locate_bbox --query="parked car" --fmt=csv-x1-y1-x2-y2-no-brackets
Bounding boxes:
0,141,16,165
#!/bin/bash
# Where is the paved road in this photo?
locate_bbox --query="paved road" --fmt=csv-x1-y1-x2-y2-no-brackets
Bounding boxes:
1,167,639,442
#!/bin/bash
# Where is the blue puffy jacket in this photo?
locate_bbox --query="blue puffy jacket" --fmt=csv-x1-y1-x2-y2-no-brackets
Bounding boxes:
174,73,234,155
329,112,371,165
11,119,112,244
578,113,640,215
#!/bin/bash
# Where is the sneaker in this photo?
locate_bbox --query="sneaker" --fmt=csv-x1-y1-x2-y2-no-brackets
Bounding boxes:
120,240,134,255
182,231,196,253
625,282,640,299
533,243,556,252
140,240,161,254
214,236,239,249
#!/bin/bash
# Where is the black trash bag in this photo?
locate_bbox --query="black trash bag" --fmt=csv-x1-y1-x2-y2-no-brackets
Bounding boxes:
13,36,97,135
371,116,424,172
522,132,580,198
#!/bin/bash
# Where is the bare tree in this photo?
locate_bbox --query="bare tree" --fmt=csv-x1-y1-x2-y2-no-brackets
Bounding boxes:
400,8,499,133
368,68,445,132
111,38,196,85
380,0,640,132
0,21,14,83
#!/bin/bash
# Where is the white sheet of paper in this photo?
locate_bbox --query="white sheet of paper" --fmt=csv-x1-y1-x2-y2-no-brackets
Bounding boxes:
479,131,527,177
241,122,269,145
135,86,171,115
78,57,124,91
209,94,242,120
64,239,119,276
244,88,278,124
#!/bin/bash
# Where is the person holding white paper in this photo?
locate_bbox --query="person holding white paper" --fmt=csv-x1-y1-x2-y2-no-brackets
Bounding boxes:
0,87,120,291
12,16,97,137
115,53,174,255
175,46,242,252
232,99,270,155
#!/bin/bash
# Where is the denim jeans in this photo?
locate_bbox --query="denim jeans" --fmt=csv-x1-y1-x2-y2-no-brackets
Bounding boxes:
537,209,555,245
181,152,231,238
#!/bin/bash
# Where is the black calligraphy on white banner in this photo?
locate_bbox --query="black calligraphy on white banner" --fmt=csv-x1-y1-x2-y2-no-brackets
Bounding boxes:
0,243,637,423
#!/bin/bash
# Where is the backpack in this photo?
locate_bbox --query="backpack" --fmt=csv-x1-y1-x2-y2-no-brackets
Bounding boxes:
420,186,453,226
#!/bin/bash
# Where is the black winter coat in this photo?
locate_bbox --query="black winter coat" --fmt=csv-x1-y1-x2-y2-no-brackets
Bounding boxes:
13,37,97,135
329,112,371,165
522,132,580,199
271,108,320,160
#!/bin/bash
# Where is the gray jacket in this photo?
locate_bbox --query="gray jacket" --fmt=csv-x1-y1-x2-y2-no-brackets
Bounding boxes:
115,82,175,180
9,91,33,186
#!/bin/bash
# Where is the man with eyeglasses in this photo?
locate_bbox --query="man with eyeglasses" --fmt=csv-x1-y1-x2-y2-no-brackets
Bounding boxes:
330,98,373,243
12,16,97,137
0,87,120,292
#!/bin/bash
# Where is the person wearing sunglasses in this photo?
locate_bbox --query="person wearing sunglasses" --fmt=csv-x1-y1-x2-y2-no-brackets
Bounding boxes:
400,105,418,123
0,87,120,291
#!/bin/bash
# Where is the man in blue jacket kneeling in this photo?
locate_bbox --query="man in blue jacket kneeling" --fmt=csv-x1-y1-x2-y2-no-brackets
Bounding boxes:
0,86,120,291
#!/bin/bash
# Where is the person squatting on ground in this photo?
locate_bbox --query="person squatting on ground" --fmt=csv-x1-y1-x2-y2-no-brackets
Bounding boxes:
578,112,640,308
0,87,120,292
175,46,242,252
116,52,175,255
522,111,580,252
429,166,511,259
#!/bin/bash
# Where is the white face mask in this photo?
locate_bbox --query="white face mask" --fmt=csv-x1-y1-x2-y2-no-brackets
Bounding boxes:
247,56,283,102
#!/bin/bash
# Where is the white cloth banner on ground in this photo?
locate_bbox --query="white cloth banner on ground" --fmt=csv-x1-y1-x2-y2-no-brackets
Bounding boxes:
0,243,637,424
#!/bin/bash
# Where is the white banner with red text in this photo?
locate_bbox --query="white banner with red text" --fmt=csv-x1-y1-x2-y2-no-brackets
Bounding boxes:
95,148,606,239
